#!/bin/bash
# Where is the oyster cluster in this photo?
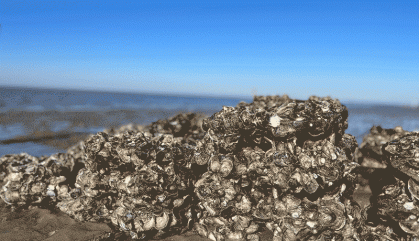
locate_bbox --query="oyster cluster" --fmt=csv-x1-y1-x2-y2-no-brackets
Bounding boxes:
56,131,198,239
104,123,146,136
147,112,206,141
191,96,361,240
358,126,408,168
8,95,419,240
204,95,349,143
0,112,206,240
104,113,206,141
362,131,419,240
237,95,292,109
0,150,85,207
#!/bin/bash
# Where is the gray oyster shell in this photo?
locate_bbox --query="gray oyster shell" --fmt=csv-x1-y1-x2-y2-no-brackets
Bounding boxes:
56,131,197,239
365,131,419,239
0,152,83,206
358,125,408,168
192,95,360,241
0,96,367,241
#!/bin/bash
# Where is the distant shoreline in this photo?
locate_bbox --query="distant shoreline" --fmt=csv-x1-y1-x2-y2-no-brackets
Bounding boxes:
0,85,253,104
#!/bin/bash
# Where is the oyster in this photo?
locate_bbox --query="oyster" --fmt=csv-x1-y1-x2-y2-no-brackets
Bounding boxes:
269,191,361,240
203,96,349,142
384,132,419,182
0,152,83,206
358,126,408,168
192,95,360,240
0,95,365,240
55,131,197,238
104,112,206,142
362,131,419,239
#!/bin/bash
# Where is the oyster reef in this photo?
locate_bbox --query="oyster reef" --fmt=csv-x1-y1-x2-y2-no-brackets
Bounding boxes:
1,95,418,240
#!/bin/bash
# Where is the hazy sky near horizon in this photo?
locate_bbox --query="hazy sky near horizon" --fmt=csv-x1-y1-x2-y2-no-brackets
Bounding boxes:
1,1,418,104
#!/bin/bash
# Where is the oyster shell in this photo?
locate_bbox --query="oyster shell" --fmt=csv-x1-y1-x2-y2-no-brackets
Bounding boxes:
0,95,365,240
384,132,419,182
366,132,419,239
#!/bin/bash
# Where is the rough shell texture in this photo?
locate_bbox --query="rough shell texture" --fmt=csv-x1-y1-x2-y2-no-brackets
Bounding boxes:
268,191,362,241
383,131,419,182
203,95,349,142
191,95,360,241
0,95,367,241
104,123,146,136
104,112,206,142
56,131,197,239
147,113,206,141
363,131,419,240
0,152,83,206
358,126,408,168
193,132,358,199
237,95,292,109
366,175,419,239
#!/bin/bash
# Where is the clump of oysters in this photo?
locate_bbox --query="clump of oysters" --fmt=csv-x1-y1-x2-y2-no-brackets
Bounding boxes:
357,125,408,168
1,96,419,240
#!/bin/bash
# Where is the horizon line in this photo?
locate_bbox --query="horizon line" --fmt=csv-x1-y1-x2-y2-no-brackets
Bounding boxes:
0,84,414,108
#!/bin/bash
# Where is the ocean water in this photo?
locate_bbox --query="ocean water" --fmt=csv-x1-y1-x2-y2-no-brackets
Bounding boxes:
0,87,246,112
1,86,418,157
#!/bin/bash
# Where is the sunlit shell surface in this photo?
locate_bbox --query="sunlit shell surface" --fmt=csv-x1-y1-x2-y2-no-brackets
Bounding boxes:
384,132,419,182
0,152,82,206
56,131,198,238
266,192,361,241
203,96,349,141
365,131,419,240
189,95,361,241
0,97,374,241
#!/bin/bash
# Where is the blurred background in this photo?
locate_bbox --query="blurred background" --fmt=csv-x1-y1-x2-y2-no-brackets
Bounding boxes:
0,0,418,156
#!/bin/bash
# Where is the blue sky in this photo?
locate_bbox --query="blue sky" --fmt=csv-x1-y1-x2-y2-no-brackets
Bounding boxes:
1,0,418,105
